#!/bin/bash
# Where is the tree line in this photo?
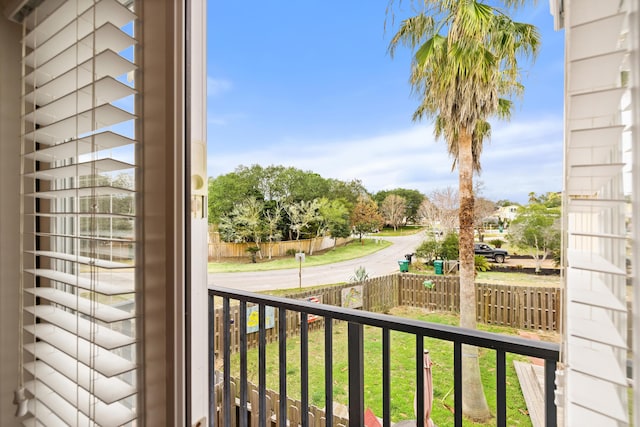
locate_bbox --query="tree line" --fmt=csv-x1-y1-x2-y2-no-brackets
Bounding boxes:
206,164,548,259
207,164,431,256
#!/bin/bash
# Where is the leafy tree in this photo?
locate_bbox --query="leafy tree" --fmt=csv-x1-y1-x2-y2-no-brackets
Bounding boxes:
528,191,562,208
263,202,283,260
415,237,439,261
389,0,539,419
218,199,265,258
416,231,459,261
440,232,460,260
285,199,321,251
208,172,261,224
288,170,331,203
208,165,361,236
318,198,351,247
375,188,424,222
328,178,370,208
508,203,561,272
303,199,327,255
495,199,519,207
350,197,384,242
380,194,407,231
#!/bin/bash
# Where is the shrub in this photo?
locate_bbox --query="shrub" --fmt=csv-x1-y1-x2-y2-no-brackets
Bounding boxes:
415,238,439,261
416,232,459,261
246,246,260,263
440,232,459,260
489,239,504,248
349,266,369,282
474,255,491,272
285,248,297,256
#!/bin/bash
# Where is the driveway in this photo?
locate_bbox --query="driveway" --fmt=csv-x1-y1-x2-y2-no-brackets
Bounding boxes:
208,232,427,292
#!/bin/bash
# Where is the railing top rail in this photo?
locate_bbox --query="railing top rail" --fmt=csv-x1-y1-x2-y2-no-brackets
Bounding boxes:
209,286,560,360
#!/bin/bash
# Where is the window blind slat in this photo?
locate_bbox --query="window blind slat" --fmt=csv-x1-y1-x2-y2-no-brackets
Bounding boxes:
25,359,136,404
25,158,134,180
26,269,134,295
24,397,69,427
21,1,139,424
24,76,136,126
25,22,134,88
27,250,132,268
25,287,135,322
25,48,136,91
24,324,136,377
25,104,135,145
24,131,134,162
27,185,134,199
25,378,136,427
25,380,91,425
24,305,136,349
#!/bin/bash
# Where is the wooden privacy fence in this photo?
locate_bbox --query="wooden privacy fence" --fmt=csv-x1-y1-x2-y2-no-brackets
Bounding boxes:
396,275,562,331
208,235,353,259
397,274,460,312
211,274,562,356
211,277,399,355
476,283,562,331
212,373,348,427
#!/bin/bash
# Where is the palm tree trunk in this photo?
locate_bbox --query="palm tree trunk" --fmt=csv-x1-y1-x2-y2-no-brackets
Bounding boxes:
458,128,491,421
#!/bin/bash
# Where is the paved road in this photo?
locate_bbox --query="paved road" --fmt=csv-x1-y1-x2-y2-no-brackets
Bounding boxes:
208,232,427,292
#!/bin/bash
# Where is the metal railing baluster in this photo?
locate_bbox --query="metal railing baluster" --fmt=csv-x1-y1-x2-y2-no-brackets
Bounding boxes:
325,318,333,427
454,341,462,427
496,349,506,427
223,297,231,427
348,322,364,426
208,287,560,427
301,313,309,427
239,302,248,427
382,328,390,427
259,305,266,427
278,308,287,427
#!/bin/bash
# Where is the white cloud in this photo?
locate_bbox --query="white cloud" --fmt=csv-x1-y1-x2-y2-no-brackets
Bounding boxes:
206,116,564,204
207,76,232,97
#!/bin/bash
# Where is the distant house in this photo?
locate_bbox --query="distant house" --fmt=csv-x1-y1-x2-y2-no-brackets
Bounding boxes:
496,205,519,222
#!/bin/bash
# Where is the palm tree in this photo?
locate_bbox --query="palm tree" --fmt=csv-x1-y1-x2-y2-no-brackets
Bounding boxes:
389,0,539,421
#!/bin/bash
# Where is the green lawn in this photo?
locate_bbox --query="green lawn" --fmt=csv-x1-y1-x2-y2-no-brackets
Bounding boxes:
476,271,561,287
374,225,426,237
410,266,560,288
208,238,391,273
228,309,535,426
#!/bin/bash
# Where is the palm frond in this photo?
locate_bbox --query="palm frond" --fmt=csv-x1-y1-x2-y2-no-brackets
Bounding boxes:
389,0,540,171
388,13,435,57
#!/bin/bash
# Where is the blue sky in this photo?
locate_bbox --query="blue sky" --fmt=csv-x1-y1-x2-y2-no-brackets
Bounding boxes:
206,1,564,204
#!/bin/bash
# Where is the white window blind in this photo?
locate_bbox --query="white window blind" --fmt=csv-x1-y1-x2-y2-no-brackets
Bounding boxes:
19,0,139,425
562,0,632,424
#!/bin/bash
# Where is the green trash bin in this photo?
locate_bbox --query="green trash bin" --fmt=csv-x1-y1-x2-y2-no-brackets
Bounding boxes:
433,259,444,275
398,260,409,273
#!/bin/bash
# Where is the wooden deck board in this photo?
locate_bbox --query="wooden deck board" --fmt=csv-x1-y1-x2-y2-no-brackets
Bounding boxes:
514,360,545,427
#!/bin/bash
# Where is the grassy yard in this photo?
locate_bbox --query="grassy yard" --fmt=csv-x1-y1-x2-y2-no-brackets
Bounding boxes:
476,271,561,287
227,308,536,426
374,225,426,237
410,265,561,288
208,238,391,273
